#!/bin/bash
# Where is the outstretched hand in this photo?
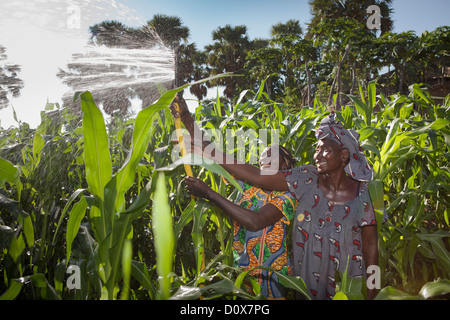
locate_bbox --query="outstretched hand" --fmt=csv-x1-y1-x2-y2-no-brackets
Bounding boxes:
169,94,217,159
185,176,211,199
170,94,190,119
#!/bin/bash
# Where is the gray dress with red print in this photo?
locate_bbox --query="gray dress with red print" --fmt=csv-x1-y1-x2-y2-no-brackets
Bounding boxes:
284,164,376,300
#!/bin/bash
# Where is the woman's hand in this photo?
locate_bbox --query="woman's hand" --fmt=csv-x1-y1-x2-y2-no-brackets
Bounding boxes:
362,225,379,300
169,94,220,162
170,94,190,120
185,176,212,199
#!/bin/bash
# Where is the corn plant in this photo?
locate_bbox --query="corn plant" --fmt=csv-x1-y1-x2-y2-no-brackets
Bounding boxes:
346,82,449,295
0,103,88,299
59,85,196,299
61,75,255,300
1,78,448,300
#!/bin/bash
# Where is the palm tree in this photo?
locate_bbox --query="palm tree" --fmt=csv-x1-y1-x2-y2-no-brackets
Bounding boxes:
179,43,209,100
145,14,190,48
58,16,190,115
0,45,24,110
89,21,139,47
270,19,303,92
146,14,190,88
307,0,394,36
205,25,252,99
271,19,303,39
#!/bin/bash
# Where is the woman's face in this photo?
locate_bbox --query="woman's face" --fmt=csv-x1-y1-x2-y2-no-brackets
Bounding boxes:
314,139,347,173
259,146,289,172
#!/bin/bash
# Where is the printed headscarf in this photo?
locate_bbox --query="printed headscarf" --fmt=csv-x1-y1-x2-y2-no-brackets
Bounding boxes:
315,112,374,182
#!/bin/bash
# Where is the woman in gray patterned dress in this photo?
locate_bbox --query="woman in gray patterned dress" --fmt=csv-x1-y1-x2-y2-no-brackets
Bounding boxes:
282,112,379,299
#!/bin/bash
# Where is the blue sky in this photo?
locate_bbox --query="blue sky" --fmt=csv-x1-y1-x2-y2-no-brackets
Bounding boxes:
126,0,450,49
126,0,313,49
0,0,448,128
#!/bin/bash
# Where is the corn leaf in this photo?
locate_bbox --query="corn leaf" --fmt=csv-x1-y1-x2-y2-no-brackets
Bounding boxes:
0,157,18,184
80,91,112,199
374,286,418,300
80,92,112,241
66,197,88,264
419,279,450,299
0,280,23,300
130,260,156,299
107,178,153,294
152,172,174,300
110,74,233,212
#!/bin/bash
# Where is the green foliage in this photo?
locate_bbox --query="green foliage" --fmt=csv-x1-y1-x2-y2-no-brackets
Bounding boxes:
152,172,174,300
0,80,448,300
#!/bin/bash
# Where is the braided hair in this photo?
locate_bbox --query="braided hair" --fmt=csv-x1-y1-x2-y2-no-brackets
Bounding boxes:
270,144,296,169
273,145,296,170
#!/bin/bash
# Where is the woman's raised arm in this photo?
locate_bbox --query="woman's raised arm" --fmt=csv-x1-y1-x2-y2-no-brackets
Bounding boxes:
171,95,289,191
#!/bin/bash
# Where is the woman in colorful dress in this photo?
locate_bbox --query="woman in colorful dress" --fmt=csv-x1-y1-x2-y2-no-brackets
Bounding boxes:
184,144,298,299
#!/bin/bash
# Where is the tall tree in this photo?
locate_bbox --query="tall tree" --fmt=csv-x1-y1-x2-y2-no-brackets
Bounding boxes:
146,14,190,48
271,19,303,38
306,0,395,108
270,19,303,93
179,43,209,100
371,27,449,96
418,26,450,87
293,38,318,107
310,17,374,108
58,16,190,115
89,20,147,48
0,45,24,110
247,20,318,108
376,31,419,94
307,0,394,36
205,25,253,100
246,46,283,100
146,14,191,89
